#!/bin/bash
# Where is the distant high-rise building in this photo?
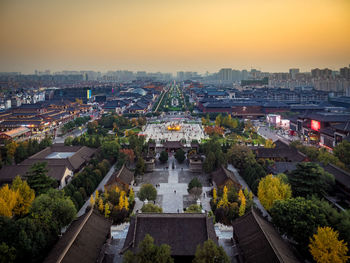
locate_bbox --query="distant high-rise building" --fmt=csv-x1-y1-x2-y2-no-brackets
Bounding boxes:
242,70,248,80
218,68,232,81
289,68,300,79
311,68,332,79
340,66,350,80
177,71,185,81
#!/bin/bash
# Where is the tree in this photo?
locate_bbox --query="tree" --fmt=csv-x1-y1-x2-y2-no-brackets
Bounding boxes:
215,114,222,127
309,226,349,263
119,191,126,210
257,174,292,211
135,157,145,175
159,151,168,163
14,142,28,164
174,148,185,163
203,151,216,173
5,141,18,164
120,149,135,163
26,162,56,195
30,189,76,229
0,185,19,218
213,188,217,204
0,242,16,263
89,195,95,207
334,140,350,167
104,203,111,218
217,186,229,208
185,204,202,213
124,196,129,210
193,239,229,263
270,197,330,246
101,140,120,161
99,198,104,212
64,136,74,146
238,189,246,216
138,184,157,201
129,188,135,204
264,139,275,148
188,178,203,198
141,203,162,213
11,176,35,216
288,162,334,197
123,234,173,263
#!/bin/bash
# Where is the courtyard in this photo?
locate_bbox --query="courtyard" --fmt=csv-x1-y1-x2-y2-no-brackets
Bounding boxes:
140,121,206,144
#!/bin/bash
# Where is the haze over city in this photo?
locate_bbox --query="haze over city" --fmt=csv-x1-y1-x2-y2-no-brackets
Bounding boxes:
1,0,350,73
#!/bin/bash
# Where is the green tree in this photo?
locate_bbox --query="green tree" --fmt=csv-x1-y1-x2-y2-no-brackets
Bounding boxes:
159,151,168,163
123,234,173,263
64,136,74,146
30,189,76,229
25,162,56,195
135,157,145,175
137,184,157,201
203,151,216,173
174,148,185,163
193,239,229,263
0,242,16,263
185,204,202,213
141,203,163,213
14,143,28,164
270,197,330,247
288,162,334,197
334,140,350,167
101,140,120,161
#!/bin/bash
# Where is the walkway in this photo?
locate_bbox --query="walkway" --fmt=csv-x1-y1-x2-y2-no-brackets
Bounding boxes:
77,163,116,217
227,164,271,220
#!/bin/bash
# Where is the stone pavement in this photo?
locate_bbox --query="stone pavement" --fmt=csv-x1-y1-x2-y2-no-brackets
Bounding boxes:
134,156,213,213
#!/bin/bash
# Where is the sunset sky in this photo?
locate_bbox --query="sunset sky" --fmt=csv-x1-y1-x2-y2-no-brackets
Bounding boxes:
0,0,349,74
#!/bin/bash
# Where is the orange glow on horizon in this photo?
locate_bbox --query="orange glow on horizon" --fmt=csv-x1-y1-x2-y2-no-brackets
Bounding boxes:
0,0,349,73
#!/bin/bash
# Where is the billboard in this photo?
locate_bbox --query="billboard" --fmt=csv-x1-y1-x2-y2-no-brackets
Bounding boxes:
311,120,321,131
87,89,92,99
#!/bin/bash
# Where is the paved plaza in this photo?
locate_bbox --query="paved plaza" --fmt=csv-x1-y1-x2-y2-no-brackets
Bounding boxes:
141,122,207,143
133,156,212,213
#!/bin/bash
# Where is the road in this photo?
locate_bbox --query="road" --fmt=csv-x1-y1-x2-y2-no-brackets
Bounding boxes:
77,163,116,217
54,127,87,144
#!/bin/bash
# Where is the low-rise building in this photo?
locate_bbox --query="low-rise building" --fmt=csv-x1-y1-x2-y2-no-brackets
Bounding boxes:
121,213,218,262
105,164,134,191
232,208,301,263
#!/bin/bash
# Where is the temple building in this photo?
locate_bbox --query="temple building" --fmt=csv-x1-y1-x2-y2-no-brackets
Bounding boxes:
121,213,218,263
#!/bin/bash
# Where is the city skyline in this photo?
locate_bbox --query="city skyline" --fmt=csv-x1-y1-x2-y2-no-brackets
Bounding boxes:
1,0,350,74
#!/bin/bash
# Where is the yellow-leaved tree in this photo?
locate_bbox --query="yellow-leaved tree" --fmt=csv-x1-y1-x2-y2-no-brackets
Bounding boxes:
11,176,35,216
217,186,229,208
309,226,349,263
238,189,246,216
264,139,275,148
95,190,99,200
104,203,110,218
124,196,129,211
90,195,95,207
213,188,217,204
257,174,292,211
119,191,125,210
98,198,104,212
129,188,134,204
0,184,19,218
